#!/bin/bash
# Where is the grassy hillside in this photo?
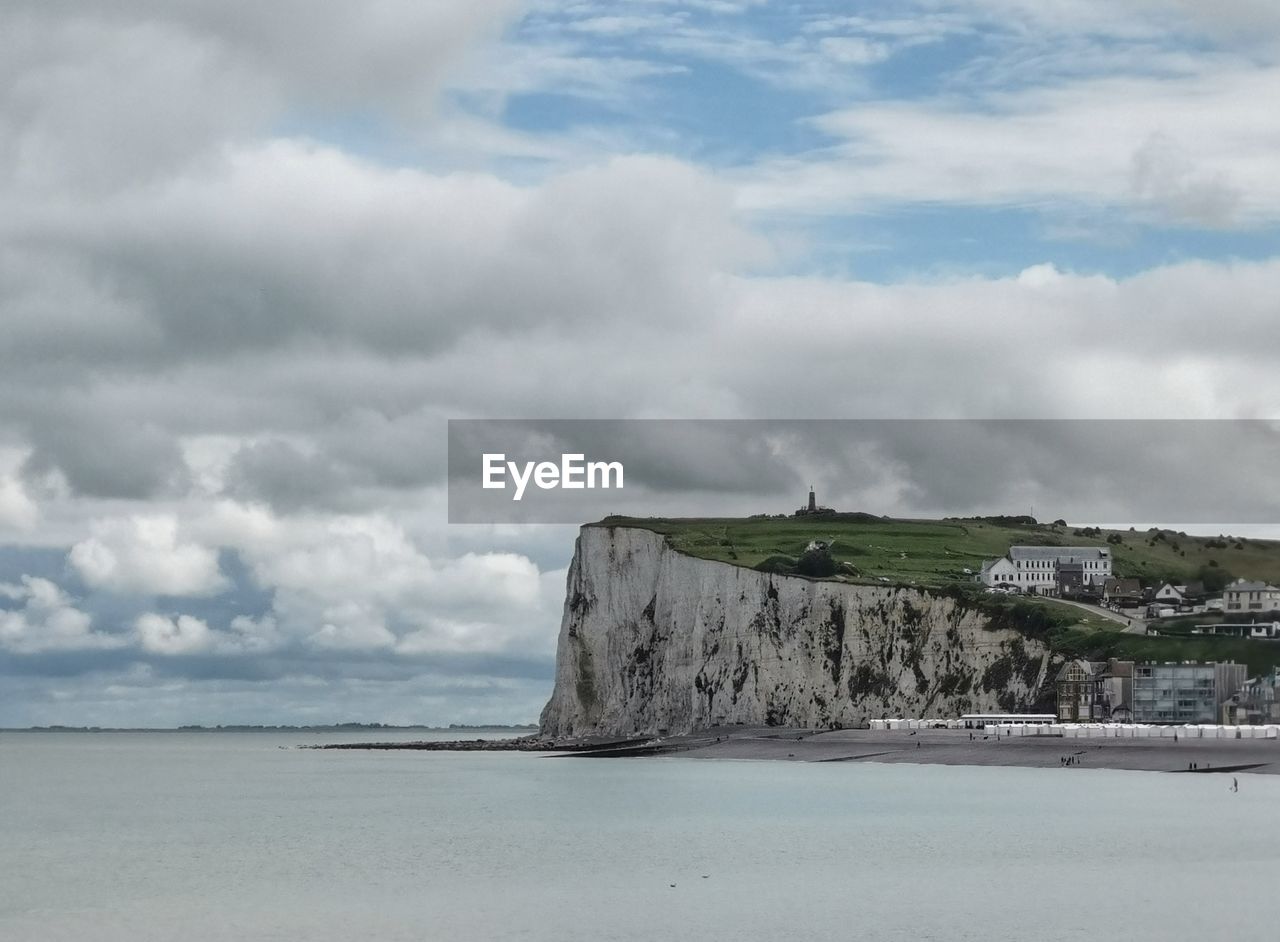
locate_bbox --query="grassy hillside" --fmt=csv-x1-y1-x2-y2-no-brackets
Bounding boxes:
594,514,1280,588
592,514,1280,676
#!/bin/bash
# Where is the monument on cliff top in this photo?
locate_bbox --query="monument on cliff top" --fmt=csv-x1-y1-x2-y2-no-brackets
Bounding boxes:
794,486,834,517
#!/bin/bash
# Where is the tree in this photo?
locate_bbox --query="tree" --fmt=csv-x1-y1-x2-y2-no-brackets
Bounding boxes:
1196,563,1233,593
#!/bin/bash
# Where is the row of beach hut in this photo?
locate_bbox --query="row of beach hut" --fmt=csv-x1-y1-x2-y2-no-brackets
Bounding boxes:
1039,723,1279,739
869,718,1280,738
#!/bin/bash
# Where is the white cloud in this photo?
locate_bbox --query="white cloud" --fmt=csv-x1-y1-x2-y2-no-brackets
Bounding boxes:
740,65,1280,225
1130,131,1241,226
220,510,563,656
0,575,119,653
0,475,38,531
817,36,893,66
69,515,227,597
134,612,214,655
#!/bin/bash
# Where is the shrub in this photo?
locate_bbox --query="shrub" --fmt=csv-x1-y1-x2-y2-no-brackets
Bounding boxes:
754,555,797,574
796,544,837,578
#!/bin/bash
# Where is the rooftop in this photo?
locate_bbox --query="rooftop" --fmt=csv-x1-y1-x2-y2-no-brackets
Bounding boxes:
1009,545,1110,561
1227,580,1280,593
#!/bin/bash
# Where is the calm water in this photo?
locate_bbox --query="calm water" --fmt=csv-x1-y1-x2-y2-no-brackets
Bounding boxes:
2,730,1277,941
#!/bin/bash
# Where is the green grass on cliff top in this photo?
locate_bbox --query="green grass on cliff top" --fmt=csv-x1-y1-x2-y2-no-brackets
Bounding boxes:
592,514,1280,588
591,515,1280,675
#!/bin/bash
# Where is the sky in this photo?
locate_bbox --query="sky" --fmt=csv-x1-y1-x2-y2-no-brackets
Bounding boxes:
3,0,1280,727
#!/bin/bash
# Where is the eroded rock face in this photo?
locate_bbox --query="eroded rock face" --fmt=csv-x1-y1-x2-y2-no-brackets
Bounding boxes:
539,526,1051,738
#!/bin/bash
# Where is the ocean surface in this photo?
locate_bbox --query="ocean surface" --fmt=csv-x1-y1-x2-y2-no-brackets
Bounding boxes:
2,729,1277,942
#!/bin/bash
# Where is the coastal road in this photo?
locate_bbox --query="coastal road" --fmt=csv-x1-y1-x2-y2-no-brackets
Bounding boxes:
1052,597,1146,634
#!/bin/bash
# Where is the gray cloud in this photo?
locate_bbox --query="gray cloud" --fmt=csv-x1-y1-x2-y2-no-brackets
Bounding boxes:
22,416,190,500
0,2,522,192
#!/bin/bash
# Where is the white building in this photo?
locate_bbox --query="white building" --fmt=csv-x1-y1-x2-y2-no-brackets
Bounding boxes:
978,546,1112,594
1223,579,1280,615
978,556,1018,587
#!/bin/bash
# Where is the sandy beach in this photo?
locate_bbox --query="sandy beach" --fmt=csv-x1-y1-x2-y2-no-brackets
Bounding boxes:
569,726,1280,774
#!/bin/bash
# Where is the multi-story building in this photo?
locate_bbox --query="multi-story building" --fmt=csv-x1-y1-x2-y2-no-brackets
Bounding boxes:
1221,669,1280,725
979,546,1112,595
1222,579,1280,617
1131,662,1247,724
1055,658,1133,721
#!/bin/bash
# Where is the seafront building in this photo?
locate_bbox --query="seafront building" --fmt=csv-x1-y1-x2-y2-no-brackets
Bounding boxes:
1191,621,1280,640
1055,659,1247,724
1054,658,1133,722
1131,662,1247,724
1222,669,1280,725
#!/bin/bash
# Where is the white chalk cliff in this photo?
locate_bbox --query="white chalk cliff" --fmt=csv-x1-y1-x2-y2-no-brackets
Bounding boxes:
540,525,1052,738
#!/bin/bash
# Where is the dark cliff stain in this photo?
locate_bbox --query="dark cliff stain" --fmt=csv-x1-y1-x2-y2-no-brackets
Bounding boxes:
573,632,600,723
848,662,895,702
981,655,1014,694
731,643,750,700
824,602,846,684
693,670,717,715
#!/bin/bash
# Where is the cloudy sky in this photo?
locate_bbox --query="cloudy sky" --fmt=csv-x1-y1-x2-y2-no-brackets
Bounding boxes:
3,1,1280,727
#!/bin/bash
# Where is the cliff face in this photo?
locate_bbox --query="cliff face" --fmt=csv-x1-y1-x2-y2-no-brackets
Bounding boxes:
540,525,1052,738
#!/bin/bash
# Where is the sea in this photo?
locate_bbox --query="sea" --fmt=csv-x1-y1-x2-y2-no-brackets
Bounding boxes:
2,728,1277,942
